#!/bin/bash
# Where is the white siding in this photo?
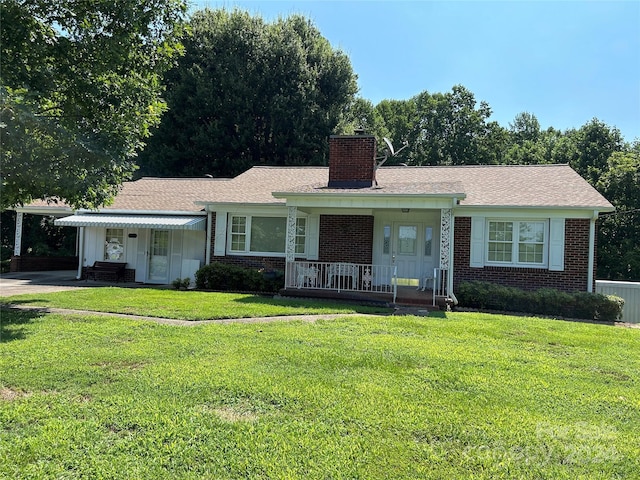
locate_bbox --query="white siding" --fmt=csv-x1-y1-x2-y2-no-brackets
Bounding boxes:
596,281,640,323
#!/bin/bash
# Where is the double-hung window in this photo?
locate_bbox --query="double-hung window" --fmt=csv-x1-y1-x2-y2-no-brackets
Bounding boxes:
228,215,306,255
487,220,547,267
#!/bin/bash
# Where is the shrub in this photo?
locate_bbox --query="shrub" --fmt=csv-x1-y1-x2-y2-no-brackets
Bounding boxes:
195,263,284,293
457,281,624,321
172,277,191,290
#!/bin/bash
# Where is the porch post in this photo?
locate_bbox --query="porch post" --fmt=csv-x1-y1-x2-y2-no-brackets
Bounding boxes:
285,206,297,286
76,226,85,280
13,211,24,256
440,208,453,295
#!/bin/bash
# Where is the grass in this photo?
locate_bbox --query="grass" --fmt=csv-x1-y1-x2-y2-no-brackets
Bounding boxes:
1,287,391,320
0,294,639,479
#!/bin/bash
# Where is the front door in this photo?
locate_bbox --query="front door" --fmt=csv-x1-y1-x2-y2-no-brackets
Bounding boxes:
391,223,436,288
393,223,420,285
148,229,170,283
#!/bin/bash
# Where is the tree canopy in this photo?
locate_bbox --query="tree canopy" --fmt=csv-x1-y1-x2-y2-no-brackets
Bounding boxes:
0,0,188,210
137,9,358,178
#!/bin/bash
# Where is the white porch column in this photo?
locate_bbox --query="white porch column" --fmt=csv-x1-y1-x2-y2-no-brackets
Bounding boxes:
13,212,24,256
76,227,85,280
205,210,212,265
285,206,297,262
440,208,454,294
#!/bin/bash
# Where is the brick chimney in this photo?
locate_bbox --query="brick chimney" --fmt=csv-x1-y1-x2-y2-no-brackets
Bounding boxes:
328,133,376,188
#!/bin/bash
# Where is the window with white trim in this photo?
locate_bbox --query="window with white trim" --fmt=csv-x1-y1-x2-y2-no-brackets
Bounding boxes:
228,215,306,255
486,220,547,267
104,228,125,261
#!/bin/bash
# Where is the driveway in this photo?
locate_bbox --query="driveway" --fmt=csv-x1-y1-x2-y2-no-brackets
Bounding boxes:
1,270,110,297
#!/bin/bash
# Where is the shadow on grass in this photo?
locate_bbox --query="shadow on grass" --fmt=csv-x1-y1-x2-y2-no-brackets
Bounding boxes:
0,307,46,342
231,294,392,315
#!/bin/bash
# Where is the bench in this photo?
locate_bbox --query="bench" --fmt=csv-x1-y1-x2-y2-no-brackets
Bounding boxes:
85,261,127,282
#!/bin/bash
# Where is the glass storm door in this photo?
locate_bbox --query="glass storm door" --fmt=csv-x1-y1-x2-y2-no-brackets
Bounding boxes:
393,223,421,285
148,230,170,283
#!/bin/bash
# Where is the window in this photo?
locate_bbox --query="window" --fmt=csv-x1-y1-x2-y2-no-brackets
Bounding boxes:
229,215,306,255
424,226,433,256
295,218,306,255
486,220,547,266
104,228,124,261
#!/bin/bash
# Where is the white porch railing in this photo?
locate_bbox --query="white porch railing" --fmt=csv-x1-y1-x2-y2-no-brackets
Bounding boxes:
432,268,448,306
286,261,398,304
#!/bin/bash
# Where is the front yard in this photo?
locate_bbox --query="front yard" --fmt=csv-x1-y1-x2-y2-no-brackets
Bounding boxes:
1,289,639,478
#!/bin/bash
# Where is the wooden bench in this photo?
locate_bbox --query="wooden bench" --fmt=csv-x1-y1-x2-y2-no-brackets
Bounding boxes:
85,261,127,282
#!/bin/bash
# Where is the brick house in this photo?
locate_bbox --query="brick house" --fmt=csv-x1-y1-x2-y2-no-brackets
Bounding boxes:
12,134,613,304
197,134,613,302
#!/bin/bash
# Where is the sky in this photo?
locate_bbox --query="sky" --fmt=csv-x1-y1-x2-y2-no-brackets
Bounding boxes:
191,1,640,142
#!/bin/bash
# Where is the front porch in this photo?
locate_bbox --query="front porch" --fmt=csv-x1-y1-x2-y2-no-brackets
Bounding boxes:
283,260,449,307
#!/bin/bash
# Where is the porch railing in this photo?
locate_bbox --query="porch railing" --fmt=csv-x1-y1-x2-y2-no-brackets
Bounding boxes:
286,261,398,304
432,267,448,306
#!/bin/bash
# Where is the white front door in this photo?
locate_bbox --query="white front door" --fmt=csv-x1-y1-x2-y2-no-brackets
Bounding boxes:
148,229,170,283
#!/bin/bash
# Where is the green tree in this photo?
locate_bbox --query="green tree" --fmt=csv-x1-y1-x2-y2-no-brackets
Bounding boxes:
137,9,357,178
571,119,625,184
596,151,640,281
0,0,188,210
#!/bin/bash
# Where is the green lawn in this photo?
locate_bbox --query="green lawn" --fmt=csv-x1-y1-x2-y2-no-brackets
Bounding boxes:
1,294,639,479
2,288,390,320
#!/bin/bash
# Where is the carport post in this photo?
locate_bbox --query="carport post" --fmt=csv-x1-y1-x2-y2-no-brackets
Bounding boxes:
76,227,85,280
13,212,23,256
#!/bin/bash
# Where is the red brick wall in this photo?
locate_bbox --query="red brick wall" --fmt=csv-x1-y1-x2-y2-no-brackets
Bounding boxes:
328,135,376,188
453,217,592,293
318,215,373,264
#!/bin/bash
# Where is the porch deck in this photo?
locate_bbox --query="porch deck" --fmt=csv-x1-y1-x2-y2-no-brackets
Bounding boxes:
280,285,443,308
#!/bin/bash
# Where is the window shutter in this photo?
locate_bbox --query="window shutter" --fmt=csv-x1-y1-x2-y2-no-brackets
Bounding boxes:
470,217,485,268
306,215,320,260
549,218,565,271
213,212,227,256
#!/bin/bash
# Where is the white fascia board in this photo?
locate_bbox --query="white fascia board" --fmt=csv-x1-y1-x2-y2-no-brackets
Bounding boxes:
75,209,206,216
196,201,287,211
454,206,613,219
15,206,74,215
277,194,460,210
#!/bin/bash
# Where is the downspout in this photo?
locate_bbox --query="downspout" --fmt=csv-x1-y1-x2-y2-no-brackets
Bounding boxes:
205,210,212,265
76,227,85,280
587,211,597,293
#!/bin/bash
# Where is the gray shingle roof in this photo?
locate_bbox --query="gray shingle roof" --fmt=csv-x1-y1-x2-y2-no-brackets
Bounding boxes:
24,164,613,212
199,164,613,210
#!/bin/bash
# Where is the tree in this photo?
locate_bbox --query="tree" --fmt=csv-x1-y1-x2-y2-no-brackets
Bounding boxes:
571,119,624,184
137,9,358,178
0,0,188,210
596,151,640,281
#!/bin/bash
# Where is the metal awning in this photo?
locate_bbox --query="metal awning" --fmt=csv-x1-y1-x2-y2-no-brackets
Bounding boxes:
54,214,206,231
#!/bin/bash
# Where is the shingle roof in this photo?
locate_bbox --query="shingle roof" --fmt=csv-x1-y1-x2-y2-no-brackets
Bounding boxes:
24,164,613,213
199,164,614,210
26,177,229,212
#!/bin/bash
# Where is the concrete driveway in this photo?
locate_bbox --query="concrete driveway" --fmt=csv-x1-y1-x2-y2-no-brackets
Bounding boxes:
1,270,104,297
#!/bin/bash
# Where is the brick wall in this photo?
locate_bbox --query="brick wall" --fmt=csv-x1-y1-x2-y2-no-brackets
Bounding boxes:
328,135,376,188
318,215,373,264
10,255,78,272
81,267,135,283
453,217,592,293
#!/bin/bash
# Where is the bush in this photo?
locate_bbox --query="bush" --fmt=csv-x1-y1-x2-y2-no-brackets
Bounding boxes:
195,263,284,293
457,281,624,321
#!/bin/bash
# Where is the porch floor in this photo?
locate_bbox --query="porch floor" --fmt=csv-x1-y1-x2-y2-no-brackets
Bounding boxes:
280,286,442,308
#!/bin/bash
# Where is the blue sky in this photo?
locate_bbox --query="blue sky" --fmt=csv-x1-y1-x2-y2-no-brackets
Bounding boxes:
191,1,640,142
